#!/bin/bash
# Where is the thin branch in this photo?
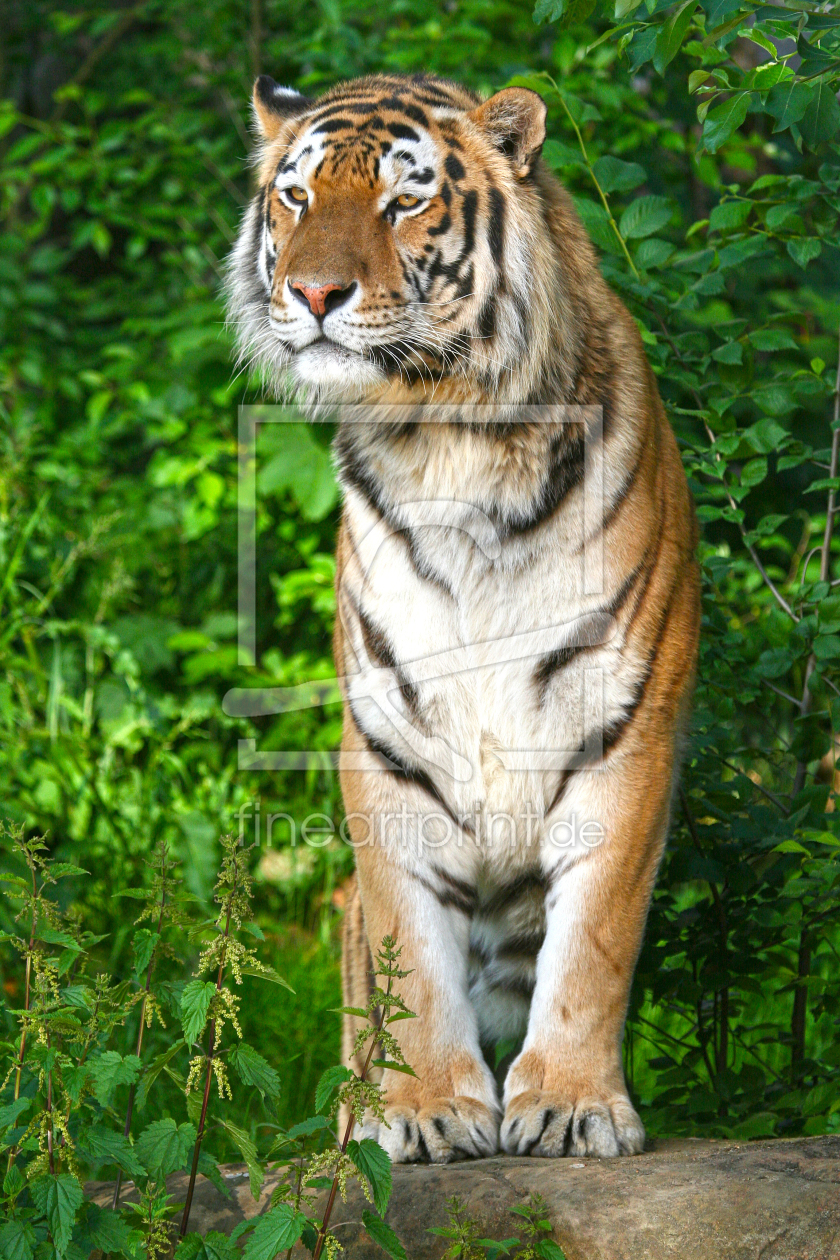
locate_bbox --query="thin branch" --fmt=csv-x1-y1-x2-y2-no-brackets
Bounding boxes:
792,321,840,798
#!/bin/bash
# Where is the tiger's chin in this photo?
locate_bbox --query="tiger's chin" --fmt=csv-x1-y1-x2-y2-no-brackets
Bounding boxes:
290,341,387,402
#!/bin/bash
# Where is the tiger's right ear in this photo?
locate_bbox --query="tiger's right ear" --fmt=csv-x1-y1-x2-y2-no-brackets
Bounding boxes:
252,76,313,140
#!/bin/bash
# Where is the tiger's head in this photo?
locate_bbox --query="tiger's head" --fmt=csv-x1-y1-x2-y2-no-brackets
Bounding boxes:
228,73,591,404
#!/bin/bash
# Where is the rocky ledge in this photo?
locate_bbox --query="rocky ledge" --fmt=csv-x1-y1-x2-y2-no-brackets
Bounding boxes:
89,1135,840,1259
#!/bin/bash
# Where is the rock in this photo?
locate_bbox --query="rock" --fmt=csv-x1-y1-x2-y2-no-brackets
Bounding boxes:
88,1136,840,1259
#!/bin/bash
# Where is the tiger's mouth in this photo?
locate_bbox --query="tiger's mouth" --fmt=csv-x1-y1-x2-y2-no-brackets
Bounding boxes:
291,337,388,397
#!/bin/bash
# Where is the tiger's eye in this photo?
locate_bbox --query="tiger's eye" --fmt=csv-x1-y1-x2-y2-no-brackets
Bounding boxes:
288,186,308,202
396,194,420,208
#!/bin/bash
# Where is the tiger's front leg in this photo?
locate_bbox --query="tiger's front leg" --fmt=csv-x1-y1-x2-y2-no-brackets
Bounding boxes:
500,749,676,1159
340,725,499,1164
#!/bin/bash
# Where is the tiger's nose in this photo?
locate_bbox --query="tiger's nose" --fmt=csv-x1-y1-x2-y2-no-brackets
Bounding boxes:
288,279,356,318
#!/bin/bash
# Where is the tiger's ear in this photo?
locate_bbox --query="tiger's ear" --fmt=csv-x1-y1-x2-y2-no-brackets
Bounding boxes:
469,87,547,178
252,76,313,140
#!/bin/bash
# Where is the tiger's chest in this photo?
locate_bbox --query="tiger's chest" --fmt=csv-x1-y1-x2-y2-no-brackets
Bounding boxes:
340,478,639,833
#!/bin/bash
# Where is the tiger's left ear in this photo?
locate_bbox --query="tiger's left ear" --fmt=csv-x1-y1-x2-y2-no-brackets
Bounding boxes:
469,88,547,179
252,76,313,140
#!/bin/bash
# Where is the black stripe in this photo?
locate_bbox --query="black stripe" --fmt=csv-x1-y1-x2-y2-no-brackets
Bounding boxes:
601,569,681,755
415,872,476,916
431,864,478,905
500,429,586,538
428,212,452,237
380,98,428,126
488,972,535,1001
480,870,547,916
348,699,464,834
445,153,465,182
478,296,496,340
487,186,505,267
335,432,455,598
601,439,645,536
496,931,545,958
388,122,419,141
534,558,647,699
356,604,419,712
546,558,681,816
312,118,356,133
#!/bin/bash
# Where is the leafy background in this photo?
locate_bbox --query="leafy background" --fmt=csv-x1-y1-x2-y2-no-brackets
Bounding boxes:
2,0,840,1153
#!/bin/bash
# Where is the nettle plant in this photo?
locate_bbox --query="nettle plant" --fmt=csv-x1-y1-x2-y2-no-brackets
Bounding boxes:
520,0,840,1134
0,825,413,1260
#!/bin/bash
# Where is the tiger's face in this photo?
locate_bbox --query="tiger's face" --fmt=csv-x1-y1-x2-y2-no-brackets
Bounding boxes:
228,74,548,401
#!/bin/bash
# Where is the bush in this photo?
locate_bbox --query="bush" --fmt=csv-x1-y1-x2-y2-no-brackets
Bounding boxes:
2,0,839,1153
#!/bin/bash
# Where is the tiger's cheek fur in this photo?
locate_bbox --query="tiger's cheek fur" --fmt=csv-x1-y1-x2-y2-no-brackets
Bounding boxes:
227,72,700,1162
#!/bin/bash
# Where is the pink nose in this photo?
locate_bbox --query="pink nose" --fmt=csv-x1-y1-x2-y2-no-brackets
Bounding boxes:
289,280,351,317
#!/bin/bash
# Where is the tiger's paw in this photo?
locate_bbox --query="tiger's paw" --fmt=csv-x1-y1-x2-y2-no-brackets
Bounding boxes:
362,1097,500,1163
500,1090,644,1158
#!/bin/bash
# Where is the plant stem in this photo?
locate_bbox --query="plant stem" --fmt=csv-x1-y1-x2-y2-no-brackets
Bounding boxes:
178,883,236,1238
681,788,729,1089
791,930,811,1085
792,323,840,798
541,72,642,283
46,1030,55,1176
7,861,38,1174
784,325,840,1082
311,973,393,1260
112,851,167,1211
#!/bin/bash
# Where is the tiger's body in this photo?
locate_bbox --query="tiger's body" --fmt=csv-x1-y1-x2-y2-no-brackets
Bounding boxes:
228,72,700,1162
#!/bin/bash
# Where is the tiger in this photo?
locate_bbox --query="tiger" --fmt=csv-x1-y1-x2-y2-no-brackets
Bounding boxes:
227,71,700,1162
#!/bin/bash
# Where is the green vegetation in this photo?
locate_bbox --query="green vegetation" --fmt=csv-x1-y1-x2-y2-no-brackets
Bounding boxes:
2,0,840,1223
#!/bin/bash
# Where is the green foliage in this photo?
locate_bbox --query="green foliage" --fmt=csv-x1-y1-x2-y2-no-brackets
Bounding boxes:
1,0,840,1174
429,1194,567,1260
0,824,422,1259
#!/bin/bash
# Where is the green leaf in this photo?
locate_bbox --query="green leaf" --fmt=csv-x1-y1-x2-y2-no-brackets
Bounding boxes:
83,1203,135,1254
315,1064,353,1112
285,1115,332,1140
371,1060,419,1077
619,195,673,239
198,1152,232,1201
702,93,749,152
132,928,159,975
708,199,750,232
0,1099,30,1133
240,964,294,991
180,978,216,1044
814,635,840,661
242,1205,307,1260
137,1039,187,1109
88,1052,142,1107
787,238,822,268
136,1118,197,1179
3,1165,25,1199
741,457,767,487
0,1219,37,1260
800,79,840,148
748,328,797,352
362,1210,408,1260
634,237,674,269
591,155,646,193
30,1174,83,1257
347,1138,393,1216
766,80,815,133
653,0,698,74
757,648,793,679
182,1229,241,1260
773,839,810,854
76,1127,145,1178
215,1119,263,1200
712,340,743,364
230,1043,281,1098
535,1242,568,1260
